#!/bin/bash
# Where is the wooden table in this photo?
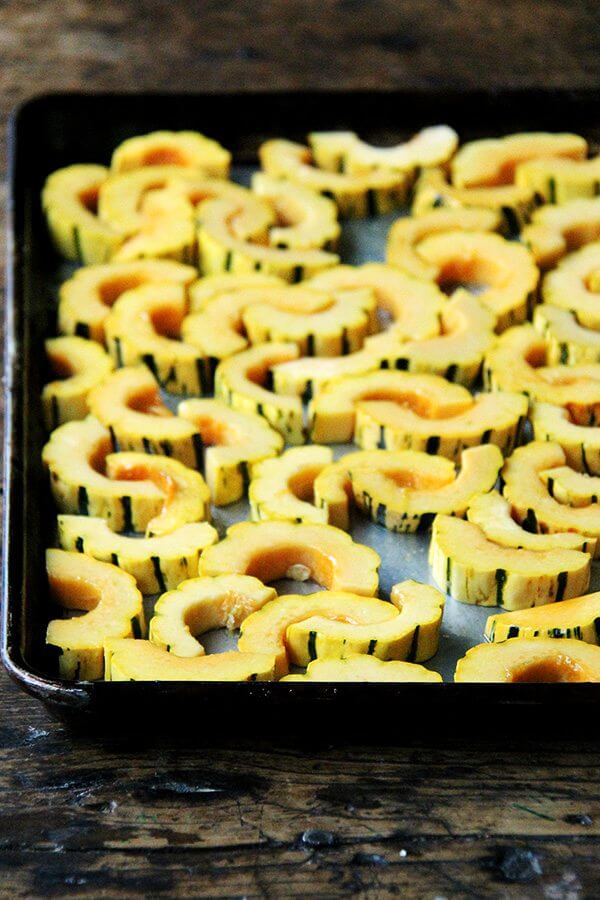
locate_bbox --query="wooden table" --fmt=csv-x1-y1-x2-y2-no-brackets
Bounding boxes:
1,2,599,895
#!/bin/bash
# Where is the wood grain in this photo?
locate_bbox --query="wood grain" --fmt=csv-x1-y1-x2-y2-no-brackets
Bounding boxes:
1,1,599,896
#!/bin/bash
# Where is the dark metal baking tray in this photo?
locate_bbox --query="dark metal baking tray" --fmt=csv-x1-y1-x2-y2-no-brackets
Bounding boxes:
3,90,600,728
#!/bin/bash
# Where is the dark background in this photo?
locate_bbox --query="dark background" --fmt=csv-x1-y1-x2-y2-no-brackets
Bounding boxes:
1,2,599,896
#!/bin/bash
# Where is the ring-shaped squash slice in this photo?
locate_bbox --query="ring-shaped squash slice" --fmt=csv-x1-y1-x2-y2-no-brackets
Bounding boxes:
485,590,600,644
309,370,473,444
542,242,600,329
521,197,600,270
58,516,218,594
451,132,587,188
467,491,596,555
515,154,600,204
355,390,527,460
534,305,600,365
149,574,277,657
214,343,304,443
430,514,591,609
411,166,537,234
104,283,211,394
251,172,340,250
111,187,197,265
111,130,231,178
454,638,600,683
484,324,600,418
386,207,501,279
531,402,600,475
42,164,121,264
309,125,458,174
104,639,275,682
351,444,502,533
58,258,196,343
249,446,333,524
502,441,600,556
177,398,283,505
415,230,539,332
197,197,339,282
199,520,380,597
43,336,114,429
88,366,202,467
285,581,444,667
46,549,144,680
281,655,443,682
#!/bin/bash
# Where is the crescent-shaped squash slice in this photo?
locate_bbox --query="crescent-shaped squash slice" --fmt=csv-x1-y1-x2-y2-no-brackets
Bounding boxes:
104,639,275,682
531,402,600,475
58,258,196,343
484,324,600,419
149,574,277,657
199,520,380,597
46,549,144,680
542,242,600,329
355,390,527,460
104,283,211,394
259,139,410,218
88,366,202,467
177,398,283,505
521,197,600,270
197,197,339,282
538,466,600,508
249,446,333,524
188,272,285,312
386,207,501,280
467,491,596,555
454,638,600,683
502,442,600,555
251,172,341,250
411,166,537,233
41,164,121,264
281,655,443,682
43,417,166,532
485,590,600,643
215,343,304,443
430,514,591,609
451,132,587,188
43,336,114,429
309,125,458,174
352,444,502,533
515,154,600,204
113,187,197,265
534,305,600,365
313,449,402,531
415,231,539,332
286,581,444,667
58,516,218,594
111,130,231,178
309,370,473,444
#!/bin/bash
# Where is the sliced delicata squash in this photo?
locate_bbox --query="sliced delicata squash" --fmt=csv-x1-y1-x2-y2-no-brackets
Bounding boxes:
249,445,333,524
313,449,396,531
58,516,218,594
531,402,600,475
199,520,380,597
43,336,114,429
188,271,285,312
485,590,600,643
454,638,600,683
46,549,144,680
281,655,442,682
111,186,196,265
538,466,600,508
534,304,600,366
177,398,283,505
149,574,277,657
251,172,341,250
542,242,600,329
111,130,231,178
309,125,458,174
515,154,600,204
521,197,600,270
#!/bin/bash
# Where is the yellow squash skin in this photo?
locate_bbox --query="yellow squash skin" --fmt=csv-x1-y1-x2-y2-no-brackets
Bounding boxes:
534,305,600,366
43,336,114,429
454,638,600,683
199,520,380,597
309,125,458,175
177,398,283,505
542,242,600,329
88,366,202,468
351,444,502,533
485,590,600,643
515,155,600,204
313,449,396,531
281,654,443,682
104,639,275,682
46,549,144,680
111,130,231,178
521,197,600,270
58,258,196,344
58,516,218,594
249,445,333,524
149,574,277,657
429,514,591,610
531,402,600,475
